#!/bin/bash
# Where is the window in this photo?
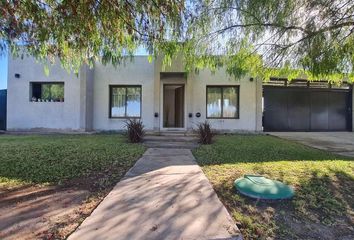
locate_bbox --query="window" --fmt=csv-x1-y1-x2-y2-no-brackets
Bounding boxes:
207,86,239,118
31,82,64,102
110,86,142,118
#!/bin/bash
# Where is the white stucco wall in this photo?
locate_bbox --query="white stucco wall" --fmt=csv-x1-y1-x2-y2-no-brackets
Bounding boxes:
255,79,263,131
7,55,261,132
154,55,261,132
92,57,155,131
7,56,83,131
187,70,259,131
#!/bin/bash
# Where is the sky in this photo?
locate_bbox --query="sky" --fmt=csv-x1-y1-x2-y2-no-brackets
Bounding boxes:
0,53,7,90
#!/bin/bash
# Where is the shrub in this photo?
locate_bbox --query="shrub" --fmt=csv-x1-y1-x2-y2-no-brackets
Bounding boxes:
124,119,145,143
195,121,214,144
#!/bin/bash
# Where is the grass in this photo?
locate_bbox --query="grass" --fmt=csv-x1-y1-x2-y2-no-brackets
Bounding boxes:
193,135,354,240
0,134,146,189
0,134,146,239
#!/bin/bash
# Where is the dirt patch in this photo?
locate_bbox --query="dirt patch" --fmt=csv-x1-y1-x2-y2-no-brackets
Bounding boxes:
0,134,145,239
0,163,134,239
277,213,354,240
0,183,103,240
213,180,354,240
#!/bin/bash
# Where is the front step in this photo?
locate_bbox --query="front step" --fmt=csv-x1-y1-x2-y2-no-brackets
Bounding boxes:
144,135,198,142
143,134,199,149
146,131,197,137
143,141,199,149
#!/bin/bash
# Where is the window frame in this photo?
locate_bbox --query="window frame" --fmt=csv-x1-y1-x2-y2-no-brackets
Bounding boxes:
206,85,240,119
109,85,142,119
30,82,65,102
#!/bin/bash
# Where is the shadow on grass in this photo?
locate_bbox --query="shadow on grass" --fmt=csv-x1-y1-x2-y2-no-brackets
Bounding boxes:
0,183,93,240
193,135,354,165
193,134,354,239
275,169,354,240
0,134,146,239
210,166,354,240
0,134,145,186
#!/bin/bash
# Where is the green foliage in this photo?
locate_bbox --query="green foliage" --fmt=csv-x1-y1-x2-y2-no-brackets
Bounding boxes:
184,0,354,82
152,0,354,82
2,0,354,82
41,83,64,101
193,135,354,239
0,134,145,187
0,0,186,72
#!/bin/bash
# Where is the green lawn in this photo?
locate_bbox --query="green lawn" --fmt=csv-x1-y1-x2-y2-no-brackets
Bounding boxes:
0,134,145,189
193,135,354,240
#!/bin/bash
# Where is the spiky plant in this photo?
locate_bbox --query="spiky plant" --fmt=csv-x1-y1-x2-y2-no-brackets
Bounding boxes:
195,121,214,144
124,119,145,143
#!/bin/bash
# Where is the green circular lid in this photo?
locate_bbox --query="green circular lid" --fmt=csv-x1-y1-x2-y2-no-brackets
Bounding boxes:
234,175,294,200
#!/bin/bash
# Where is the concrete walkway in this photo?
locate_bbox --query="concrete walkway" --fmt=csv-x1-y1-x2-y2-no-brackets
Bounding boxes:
69,148,241,240
269,132,354,157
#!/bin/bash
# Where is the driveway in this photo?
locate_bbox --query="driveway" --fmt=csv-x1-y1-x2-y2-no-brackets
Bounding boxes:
268,132,354,157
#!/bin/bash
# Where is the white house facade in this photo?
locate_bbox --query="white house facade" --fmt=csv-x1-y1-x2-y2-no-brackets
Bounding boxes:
7,56,263,132
7,55,354,132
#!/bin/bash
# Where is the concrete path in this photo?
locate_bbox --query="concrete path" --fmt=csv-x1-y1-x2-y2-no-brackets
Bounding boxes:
69,148,241,240
269,132,354,157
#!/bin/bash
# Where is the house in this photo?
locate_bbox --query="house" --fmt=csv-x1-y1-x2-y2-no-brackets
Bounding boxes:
6,56,354,132
7,56,262,132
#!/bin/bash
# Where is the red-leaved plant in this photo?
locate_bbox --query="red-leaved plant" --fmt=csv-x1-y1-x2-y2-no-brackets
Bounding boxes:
195,121,214,144
124,119,145,143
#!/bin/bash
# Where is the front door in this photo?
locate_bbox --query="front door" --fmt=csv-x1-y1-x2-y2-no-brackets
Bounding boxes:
163,84,185,128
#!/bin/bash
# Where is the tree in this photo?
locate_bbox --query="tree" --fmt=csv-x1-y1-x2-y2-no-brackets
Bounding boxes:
1,0,354,82
181,0,354,82
0,0,187,70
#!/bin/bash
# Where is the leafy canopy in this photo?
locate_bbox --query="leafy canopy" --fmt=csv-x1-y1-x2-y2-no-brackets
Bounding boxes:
1,0,354,82
0,0,187,70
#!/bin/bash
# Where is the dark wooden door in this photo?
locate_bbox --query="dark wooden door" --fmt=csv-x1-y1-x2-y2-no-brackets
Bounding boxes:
174,86,184,128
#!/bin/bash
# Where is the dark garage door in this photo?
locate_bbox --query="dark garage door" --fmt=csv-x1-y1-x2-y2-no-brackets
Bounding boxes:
263,86,352,131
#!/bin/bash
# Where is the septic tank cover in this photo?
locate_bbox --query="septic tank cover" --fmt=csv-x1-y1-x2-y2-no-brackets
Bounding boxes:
234,175,294,200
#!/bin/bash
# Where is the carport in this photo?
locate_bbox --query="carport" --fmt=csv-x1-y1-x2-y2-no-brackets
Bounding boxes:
263,79,352,132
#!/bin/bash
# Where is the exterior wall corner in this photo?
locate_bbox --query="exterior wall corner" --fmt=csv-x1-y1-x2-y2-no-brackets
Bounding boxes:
255,78,263,131
79,64,94,131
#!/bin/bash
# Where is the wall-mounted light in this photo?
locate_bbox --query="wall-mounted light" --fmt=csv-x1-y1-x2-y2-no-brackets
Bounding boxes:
154,112,159,118
188,113,193,118
195,112,201,118
249,77,254,82
15,73,21,78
